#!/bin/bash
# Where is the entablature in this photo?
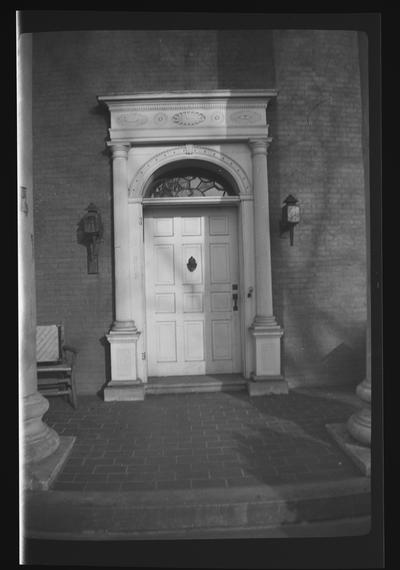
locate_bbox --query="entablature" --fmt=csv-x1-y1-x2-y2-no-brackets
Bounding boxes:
97,89,277,144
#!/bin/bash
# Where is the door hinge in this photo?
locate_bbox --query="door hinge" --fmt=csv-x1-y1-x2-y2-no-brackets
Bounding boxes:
139,216,143,226
141,352,146,360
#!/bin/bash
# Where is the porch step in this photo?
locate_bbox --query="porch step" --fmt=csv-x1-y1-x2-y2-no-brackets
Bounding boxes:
146,374,247,395
24,477,370,540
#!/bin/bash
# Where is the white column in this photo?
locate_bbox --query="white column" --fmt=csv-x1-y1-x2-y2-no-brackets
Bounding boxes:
347,31,372,451
251,138,274,321
105,144,143,401
18,33,60,469
347,219,371,447
326,33,371,474
248,137,287,395
110,144,136,330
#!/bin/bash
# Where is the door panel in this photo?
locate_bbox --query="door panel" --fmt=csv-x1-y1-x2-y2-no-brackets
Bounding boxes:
182,217,201,235
156,322,177,362
145,206,241,376
184,321,205,361
155,293,176,313
211,320,232,360
155,245,175,284
210,243,230,283
183,292,203,313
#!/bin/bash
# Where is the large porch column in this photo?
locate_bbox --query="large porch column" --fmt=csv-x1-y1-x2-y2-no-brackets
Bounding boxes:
248,137,288,395
346,30,372,459
19,33,74,490
104,144,143,401
20,171,60,468
326,31,371,475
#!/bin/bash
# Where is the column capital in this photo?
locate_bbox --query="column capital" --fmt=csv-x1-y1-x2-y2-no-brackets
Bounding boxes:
109,143,130,160
249,137,272,156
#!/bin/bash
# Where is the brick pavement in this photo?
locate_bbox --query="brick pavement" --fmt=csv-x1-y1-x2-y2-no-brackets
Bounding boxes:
43,390,360,492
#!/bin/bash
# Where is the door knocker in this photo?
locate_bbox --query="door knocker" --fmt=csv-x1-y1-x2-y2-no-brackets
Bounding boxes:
187,256,197,272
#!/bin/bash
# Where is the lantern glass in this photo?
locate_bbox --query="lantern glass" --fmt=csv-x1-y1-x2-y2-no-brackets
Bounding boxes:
287,204,300,223
84,214,97,234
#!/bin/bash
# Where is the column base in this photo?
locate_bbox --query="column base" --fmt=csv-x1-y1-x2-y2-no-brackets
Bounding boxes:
22,392,60,464
250,316,284,387
326,423,371,477
111,320,137,331
247,374,289,396
24,436,76,490
106,328,141,394
347,407,371,447
356,378,371,403
104,380,145,402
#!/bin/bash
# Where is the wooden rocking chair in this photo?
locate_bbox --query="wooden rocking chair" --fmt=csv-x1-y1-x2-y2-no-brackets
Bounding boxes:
36,324,78,409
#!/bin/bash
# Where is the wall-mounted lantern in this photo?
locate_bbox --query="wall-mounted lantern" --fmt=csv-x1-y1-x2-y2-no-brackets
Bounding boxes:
280,194,300,246
78,203,103,274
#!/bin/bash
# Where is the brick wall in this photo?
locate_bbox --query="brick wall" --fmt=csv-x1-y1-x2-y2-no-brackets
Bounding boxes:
32,30,366,393
268,30,367,386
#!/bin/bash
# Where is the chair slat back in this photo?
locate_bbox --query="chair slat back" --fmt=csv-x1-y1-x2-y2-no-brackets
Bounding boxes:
36,325,62,363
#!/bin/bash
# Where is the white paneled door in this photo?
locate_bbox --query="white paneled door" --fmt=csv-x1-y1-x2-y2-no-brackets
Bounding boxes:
144,207,241,376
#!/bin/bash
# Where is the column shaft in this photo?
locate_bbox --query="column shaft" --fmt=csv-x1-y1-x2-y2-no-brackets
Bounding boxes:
105,145,143,401
346,31,371,449
18,33,59,466
251,138,274,321
111,144,135,330
248,138,286,395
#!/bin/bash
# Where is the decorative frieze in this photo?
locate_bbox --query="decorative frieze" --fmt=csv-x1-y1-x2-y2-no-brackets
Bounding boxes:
172,111,206,126
99,91,277,142
116,112,148,126
229,110,263,124
112,106,266,131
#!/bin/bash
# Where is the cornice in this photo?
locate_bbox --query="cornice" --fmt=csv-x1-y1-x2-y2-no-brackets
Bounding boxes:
97,89,278,104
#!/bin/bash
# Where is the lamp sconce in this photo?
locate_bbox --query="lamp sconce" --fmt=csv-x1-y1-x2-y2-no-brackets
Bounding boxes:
78,203,103,274
280,194,300,246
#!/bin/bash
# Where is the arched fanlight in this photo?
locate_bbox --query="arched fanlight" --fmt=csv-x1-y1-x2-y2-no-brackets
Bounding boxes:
146,164,237,198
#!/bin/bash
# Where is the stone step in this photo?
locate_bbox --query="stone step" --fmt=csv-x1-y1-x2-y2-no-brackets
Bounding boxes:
146,374,247,395
24,477,370,540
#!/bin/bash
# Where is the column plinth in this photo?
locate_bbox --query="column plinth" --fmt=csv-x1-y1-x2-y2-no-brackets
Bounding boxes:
347,374,371,447
248,138,287,396
22,392,60,464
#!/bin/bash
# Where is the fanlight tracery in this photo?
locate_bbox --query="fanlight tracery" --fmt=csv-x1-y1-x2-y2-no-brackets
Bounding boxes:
147,168,236,198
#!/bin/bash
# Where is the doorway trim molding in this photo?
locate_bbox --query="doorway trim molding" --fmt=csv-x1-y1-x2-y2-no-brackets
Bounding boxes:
98,90,288,400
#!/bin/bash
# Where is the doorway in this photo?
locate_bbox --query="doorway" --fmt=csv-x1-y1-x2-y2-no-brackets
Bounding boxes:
144,206,242,378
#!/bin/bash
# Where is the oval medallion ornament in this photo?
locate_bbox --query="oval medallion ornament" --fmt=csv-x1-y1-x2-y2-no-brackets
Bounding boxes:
172,111,206,126
116,112,148,126
230,110,262,124
187,256,197,272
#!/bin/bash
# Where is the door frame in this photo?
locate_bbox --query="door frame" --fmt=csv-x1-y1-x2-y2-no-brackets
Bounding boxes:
127,164,256,386
99,91,282,400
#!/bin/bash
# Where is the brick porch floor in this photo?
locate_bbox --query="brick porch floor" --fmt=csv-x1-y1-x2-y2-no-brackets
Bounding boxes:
43,388,361,492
